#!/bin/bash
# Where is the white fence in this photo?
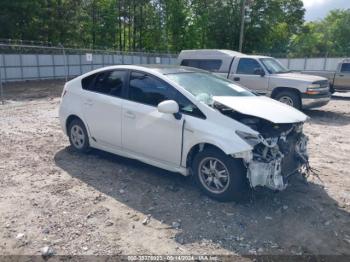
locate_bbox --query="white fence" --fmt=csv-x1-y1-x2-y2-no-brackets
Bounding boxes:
0,43,178,83
0,53,177,83
0,42,347,83
277,57,345,71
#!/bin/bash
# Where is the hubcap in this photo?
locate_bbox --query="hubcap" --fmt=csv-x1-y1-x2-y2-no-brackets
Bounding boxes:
278,96,294,106
70,125,85,149
198,157,230,194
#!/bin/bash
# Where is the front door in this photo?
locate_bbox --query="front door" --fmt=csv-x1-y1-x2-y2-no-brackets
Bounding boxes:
82,70,127,149
231,58,269,94
122,71,183,165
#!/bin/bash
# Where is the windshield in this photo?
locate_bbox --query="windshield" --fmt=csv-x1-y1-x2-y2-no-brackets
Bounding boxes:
166,72,254,105
260,58,289,74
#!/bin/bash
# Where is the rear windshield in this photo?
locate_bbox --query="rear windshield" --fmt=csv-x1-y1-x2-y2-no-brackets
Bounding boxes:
166,72,254,105
180,59,222,71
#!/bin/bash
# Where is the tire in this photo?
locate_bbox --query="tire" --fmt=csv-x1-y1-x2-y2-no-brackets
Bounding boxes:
68,118,90,153
274,90,301,110
192,147,249,202
330,85,335,94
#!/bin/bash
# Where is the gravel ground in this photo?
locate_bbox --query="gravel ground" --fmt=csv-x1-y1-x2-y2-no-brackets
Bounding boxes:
0,80,350,259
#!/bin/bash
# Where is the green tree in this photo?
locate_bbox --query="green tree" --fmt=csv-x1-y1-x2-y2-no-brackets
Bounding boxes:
290,9,350,57
244,0,305,54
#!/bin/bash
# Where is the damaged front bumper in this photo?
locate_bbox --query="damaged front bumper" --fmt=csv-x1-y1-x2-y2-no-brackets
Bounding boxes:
237,125,309,191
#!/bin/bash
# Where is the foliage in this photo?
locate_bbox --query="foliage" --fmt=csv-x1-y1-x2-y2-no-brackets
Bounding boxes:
0,0,348,56
290,9,350,57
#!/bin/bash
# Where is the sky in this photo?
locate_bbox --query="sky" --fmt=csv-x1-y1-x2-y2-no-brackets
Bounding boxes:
303,0,350,21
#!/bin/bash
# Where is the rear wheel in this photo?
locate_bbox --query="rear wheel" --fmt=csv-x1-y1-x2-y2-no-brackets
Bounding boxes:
68,118,90,153
274,90,301,110
192,147,249,202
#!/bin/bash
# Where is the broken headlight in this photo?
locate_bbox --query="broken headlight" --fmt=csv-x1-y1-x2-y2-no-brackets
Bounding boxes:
235,130,261,146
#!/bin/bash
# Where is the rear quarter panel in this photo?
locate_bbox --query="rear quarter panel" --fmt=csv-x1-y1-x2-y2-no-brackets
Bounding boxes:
59,77,86,135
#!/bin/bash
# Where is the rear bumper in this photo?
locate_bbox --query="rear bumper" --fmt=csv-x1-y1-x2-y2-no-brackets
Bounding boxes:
301,92,331,109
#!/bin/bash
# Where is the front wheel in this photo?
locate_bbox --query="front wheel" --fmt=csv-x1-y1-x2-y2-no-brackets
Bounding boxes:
192,147,249,202
274,90,301,110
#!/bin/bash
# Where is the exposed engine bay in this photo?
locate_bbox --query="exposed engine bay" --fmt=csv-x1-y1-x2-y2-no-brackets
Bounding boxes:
214,102,309,191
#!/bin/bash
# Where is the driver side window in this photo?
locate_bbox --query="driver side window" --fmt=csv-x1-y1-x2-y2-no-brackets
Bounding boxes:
128,72,175,106
128,71,205,119
237,58,263,75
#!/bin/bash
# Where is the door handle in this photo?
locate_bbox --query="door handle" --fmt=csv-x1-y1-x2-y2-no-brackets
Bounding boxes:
338,74,344,77
233,77,240,81
125,111,136,119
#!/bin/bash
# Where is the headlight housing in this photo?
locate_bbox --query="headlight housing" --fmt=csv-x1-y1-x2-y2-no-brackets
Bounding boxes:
307,83,321,89
306,82,325,95
235,130,261,146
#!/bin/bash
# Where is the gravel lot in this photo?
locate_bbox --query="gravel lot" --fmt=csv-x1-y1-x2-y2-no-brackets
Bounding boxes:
0,80,350,258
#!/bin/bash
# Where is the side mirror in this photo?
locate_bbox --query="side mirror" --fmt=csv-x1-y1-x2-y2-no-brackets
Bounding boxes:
254,68,265,77
158,100,182,120
158,100,179,114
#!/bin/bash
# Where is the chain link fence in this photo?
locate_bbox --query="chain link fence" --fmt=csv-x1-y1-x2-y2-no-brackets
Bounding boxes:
0,42,177,82
1,40,349,104
0,41,178,103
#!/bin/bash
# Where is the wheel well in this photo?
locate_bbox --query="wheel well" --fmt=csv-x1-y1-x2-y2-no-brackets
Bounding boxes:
65,115,82,134
271,87,301,99
186,143,225,168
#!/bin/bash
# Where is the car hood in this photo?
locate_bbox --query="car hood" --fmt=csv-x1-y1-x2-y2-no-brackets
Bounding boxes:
272,72,327,82
213,96,308,124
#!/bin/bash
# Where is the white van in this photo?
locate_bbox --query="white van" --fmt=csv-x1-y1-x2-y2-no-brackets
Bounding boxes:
178,49,331,110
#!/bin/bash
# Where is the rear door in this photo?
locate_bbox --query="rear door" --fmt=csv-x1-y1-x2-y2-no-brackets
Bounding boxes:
82,70,127,149
334,63,350,91
230,58,269,93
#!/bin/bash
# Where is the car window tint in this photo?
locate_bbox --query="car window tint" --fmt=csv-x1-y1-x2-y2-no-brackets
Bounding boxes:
341,63,350,73
237,58,262,75
129,72,176,106
81,73,96,90
181,59,222,71
83,70,126,97
175,92,206,119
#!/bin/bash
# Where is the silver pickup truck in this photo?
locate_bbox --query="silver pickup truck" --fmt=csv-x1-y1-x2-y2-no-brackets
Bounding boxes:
178,50,331,110
302,59,350,93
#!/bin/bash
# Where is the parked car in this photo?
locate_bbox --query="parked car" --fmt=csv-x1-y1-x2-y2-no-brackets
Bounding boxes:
301,59,350,93
59,65,309,202
178,49,331,110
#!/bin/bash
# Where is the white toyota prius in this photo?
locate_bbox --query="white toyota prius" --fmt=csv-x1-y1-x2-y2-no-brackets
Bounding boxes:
59,65,309,201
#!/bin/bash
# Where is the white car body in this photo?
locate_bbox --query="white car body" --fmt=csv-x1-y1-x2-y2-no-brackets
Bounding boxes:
59,65,309,196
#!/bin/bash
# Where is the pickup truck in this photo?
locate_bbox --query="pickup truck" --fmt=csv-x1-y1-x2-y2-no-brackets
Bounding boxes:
178,49,331,110
301,59,350,93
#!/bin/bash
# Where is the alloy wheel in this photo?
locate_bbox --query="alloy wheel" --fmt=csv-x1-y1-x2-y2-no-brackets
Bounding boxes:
70,125,85,149
198,157,230,194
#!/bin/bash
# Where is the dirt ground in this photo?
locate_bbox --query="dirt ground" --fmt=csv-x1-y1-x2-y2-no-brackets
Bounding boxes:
0,80,350,259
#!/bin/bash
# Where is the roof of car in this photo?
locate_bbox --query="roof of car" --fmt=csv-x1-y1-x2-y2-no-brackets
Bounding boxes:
140,64,206,74
76,64,207,81
179,49,244,58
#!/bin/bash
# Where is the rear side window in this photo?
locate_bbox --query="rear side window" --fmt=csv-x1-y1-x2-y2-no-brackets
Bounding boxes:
341,63,350,73
82,70,126,97
237,58,263,75
128,72,175,106
181,59,222,71
81,74,96,90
